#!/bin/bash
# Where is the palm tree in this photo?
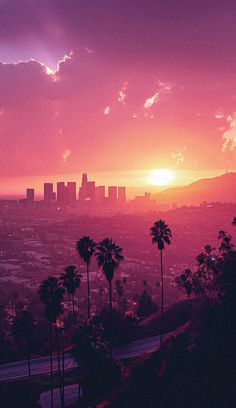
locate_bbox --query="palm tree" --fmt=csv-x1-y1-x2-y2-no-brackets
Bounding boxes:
71,325,90,402
60,265,82,324
95,238,124,354
76,236,96,320
39,277,65,408
150,220,172,342
71,324,110,404
12,310,35,380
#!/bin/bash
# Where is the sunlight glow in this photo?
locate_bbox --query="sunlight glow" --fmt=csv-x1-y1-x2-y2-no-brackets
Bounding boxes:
147,168,175,186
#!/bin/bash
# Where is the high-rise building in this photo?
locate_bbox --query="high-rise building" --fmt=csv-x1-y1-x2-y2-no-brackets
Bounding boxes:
67,182,77,203
26,188,34,202
79,173,88,202
118,186,126,202
44,183,55,201
95,186,105,201
87,181,95,202
108,186,117,201
57,182,65,203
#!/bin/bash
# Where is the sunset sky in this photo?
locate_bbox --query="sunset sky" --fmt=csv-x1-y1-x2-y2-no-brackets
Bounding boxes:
0,0,236,195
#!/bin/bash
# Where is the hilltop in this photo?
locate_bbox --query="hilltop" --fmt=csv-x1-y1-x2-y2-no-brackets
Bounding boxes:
154,172,236,205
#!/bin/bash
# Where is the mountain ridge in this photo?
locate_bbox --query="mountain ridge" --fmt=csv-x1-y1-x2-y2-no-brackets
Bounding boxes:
155,172,236,205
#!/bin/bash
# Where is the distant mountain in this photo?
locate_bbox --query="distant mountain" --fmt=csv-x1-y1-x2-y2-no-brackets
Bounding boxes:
155,172,236,205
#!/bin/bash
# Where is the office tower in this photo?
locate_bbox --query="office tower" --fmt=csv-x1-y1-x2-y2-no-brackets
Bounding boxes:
95,186,105,201
82,173,88,187
67,182,77,203
87,181,95,202
79,173,88,202
108,186,117,201
44,183,54,201
118,186,126,202
26,188,34,202
57,182,65,203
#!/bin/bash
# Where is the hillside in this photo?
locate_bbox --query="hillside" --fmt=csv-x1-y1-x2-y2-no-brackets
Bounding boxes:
155,172,236,205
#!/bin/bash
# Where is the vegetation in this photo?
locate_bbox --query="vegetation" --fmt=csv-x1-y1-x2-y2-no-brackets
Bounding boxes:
1,219,236,408
106,232,236,408
60,265,82,324
150,220,172,343
96,238,124,354
39,277,65,408
76,236,96,320
12,310,35,379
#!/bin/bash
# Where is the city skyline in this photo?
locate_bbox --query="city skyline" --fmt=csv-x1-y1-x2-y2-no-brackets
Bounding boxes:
23,173,127,205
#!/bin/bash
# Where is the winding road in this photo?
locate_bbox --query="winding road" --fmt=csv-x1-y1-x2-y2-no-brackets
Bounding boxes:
0,335,161,407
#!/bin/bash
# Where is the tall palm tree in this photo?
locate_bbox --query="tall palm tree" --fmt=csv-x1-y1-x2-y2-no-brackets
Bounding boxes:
76,236,96,320
150,220,172,342
96,238,124,354
12,310,35,380
60,265,82,324
39,277,65,408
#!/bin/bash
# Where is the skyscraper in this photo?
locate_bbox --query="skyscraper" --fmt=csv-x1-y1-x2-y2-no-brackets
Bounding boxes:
44,183,55,201
87,181,95,202
95,186,105,201
79,173,88,202
26,188,34,202
67,182,77,203
118,186,126,202
108,186,117,202
57,182,65,203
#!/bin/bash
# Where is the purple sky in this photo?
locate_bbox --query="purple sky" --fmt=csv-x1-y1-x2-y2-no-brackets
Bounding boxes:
0,0,236,191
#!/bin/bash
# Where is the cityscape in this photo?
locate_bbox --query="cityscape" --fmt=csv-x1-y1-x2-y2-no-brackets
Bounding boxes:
1,173,157,215
25,173,127,206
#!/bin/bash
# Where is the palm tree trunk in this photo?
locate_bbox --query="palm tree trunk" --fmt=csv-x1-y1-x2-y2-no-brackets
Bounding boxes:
55,326,64,407
86,262,90,320
160,249,164,345
78,358,81,402
59,317,65,406
109,281,112,358
27,345,31,380
72,294,75,325
49,322,54,408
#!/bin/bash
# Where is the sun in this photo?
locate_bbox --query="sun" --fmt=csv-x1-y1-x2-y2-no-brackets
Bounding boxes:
147,168,175,186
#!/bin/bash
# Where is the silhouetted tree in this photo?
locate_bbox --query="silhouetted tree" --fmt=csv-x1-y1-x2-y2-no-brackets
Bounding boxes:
150,220,171,342
177,233,235,301
218,231,234,255
39,277,65,408
136,290,158,318
175,268,194,298
71,323,118,406
60,265,81,324
96,238,124,355
71,324,95,402
115,279,127,313
12,310,35,379
76,236,96,320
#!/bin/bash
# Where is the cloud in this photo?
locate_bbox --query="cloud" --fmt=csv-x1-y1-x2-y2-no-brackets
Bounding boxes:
171,148,186,167
144,92,159,109
62,149,71,162
222,114,236,152
214,109,224,119
104,106,111,115
0,48,234,179
118,82,128,105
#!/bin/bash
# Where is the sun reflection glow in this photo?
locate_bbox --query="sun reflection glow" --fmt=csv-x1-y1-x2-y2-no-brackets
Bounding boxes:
147,168,175,186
